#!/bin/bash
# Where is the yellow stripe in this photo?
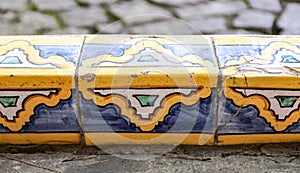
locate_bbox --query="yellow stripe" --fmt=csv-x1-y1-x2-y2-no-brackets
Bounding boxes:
214,35,300,45
0,71,75,89
2,133,300,145
79,68,215,88
218,134,300,145
0,133,80,144
84,133,214,145
224,74,300,89
84,35,212,44
0,35,84,45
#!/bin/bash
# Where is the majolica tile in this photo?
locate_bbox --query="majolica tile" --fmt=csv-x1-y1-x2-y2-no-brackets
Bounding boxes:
4,35,300,145
215,36,300,144
0,36,83,144
78,35,218,145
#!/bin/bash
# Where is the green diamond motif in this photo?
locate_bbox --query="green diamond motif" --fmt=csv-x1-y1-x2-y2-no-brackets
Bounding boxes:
275,96,298,107
133,95,158,107
137,55,158,62
0,96,19,107
282,55,300,63
1,56,22,64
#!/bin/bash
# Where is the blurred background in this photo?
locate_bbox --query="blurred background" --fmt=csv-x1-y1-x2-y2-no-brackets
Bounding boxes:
0,0,298,35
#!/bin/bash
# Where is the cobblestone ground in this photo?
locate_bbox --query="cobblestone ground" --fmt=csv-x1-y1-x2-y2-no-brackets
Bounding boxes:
0,0,298,35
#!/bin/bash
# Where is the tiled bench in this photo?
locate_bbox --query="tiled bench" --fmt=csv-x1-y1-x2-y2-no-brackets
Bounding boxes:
0,35,300,145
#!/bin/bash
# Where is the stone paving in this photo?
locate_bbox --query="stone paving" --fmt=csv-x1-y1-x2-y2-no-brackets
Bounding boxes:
1,144,300,173
0,0,298,35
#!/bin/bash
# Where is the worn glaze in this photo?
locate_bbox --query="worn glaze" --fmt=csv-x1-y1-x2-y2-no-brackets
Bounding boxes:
1,35,299,145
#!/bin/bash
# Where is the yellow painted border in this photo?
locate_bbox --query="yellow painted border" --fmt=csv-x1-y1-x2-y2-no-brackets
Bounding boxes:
224,75,300,89
79,68,216,88
84,35,212,44
218,134,300,145
0,35,84,45
0,133,80,144
214,35,300,45
84,133,214,145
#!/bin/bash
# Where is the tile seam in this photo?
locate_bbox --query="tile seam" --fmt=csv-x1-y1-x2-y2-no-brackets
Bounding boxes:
210,36,223,145
75,35,86,146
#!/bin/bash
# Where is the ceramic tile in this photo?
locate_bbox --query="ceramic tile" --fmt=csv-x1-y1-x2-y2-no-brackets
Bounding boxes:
3,35,300,145
78,35,218,145
0,36,84,144
214,36,300,145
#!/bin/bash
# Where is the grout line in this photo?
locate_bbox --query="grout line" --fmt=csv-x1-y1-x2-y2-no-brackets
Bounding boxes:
211,36,222,70
75,35,86,146
210,36,223,145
